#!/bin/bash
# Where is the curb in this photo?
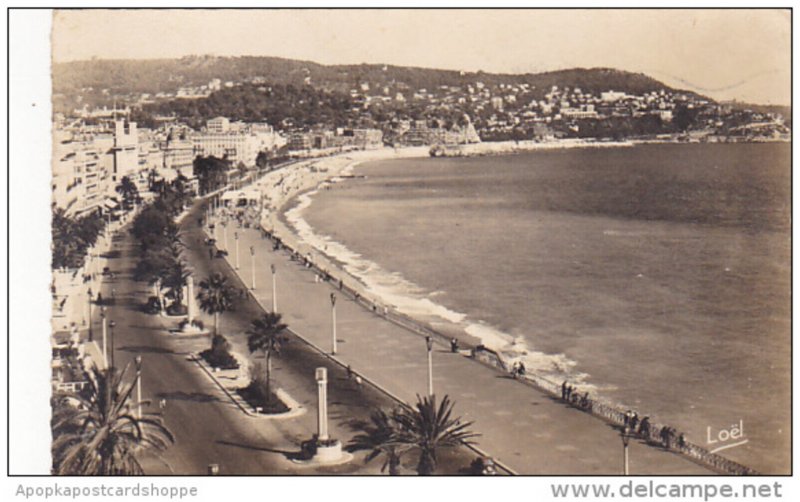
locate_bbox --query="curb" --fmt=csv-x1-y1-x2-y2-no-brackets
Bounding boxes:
191,352,305,420
202,206,518,475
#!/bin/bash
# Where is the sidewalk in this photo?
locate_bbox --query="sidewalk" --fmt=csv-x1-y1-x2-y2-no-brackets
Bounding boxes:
207,207,711,475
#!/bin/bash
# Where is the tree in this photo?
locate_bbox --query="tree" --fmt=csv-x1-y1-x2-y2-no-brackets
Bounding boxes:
393,395,479,475
673,104,699,132
348,408,408,475
51,365,174,475
196,273,235,338
255,151,269,172
115,176,139,210
246,313,287,406
162,257,191,313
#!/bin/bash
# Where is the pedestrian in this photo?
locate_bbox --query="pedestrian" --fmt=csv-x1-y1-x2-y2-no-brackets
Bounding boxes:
562,381,568,400
450,338,459,353
346,365,353,379
511,362,520,378
639,416,651,438
624,410,632,428
159,398,167,410
517,361,526,377
630,413,639,432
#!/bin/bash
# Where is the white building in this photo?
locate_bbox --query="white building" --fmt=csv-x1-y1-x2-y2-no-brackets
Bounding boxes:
601,90,628,103
207,116,231,134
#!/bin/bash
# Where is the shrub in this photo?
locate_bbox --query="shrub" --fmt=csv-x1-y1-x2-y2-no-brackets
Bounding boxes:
166,302,188,316
200,335,239,369
233,360,289,414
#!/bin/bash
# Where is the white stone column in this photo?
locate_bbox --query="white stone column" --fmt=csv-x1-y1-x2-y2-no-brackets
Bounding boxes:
316,367,329,441
187,276,195,322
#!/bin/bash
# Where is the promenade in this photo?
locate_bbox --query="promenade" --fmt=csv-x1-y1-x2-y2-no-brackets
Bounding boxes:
204,202,711,475
91,216,475,474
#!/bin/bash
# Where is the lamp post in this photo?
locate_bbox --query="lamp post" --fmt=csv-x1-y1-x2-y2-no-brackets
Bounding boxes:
101,306,108,368
109,320,117,370
330,293,337,355
250,246,256,289
271,264,277,313
87,287,93,342
621,425,631,475
235,232,240,270
135,355,143,419
425,336,434,398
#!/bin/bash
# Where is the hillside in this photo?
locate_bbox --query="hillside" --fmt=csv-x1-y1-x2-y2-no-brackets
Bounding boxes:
53,55,692,104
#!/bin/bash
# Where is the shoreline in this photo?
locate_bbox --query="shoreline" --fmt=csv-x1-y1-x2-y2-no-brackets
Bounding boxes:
241,144,763,475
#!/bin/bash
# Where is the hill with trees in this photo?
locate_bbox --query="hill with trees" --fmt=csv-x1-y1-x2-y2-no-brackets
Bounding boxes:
53,55,695,110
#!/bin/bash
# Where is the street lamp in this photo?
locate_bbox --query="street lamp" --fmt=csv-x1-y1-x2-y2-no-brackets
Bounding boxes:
135,355,143,419
425,336,434,397
250,246,256,289
330,293,337,355
101,306,108,368
271,264,277,313
109,320,117,370
621,424,631,475
87,287,93,342
234,232,240,270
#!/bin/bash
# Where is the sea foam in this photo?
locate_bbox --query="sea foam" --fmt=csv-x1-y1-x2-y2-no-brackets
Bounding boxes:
284,169,595,391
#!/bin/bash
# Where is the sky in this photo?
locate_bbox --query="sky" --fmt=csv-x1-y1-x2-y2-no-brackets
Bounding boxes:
51,9,791,105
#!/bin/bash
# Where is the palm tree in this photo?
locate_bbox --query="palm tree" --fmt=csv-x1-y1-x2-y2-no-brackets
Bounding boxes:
393,395,479,475
51,365,174,475
246,313,287,406
196,273,234,338
163,258,191,313
115,176,139,210
348,408,408,475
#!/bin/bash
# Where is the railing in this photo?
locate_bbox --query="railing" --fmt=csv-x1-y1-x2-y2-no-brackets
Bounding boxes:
259,224,761,475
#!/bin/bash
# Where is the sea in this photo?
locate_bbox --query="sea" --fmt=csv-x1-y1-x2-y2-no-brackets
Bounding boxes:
289,143,791,474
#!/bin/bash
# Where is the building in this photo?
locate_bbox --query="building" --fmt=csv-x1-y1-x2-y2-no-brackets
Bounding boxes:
192,133,258,165
344,128,384,149
288,132,313,151
162,139,195,180
52,132,114,218
561,106,599,120
110,120,138,183
601,90,628,103
207,116,231,134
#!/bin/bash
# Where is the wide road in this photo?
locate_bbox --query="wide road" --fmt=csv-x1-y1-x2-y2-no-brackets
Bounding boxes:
94,205,476,475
